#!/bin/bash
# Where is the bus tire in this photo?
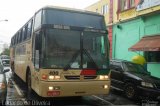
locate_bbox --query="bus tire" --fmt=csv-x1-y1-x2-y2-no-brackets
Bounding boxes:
26,70,33,99
11,62,15,79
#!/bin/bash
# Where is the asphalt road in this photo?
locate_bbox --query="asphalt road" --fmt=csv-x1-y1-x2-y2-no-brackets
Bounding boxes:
4,76,153,106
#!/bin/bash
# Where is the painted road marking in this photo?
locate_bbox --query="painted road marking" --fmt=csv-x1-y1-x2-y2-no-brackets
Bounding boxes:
12,80,23,96
92,95,114,106
12,80,29,104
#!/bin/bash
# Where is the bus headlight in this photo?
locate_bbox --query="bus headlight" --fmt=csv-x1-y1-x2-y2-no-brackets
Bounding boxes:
48,86,53,91
55,76,60,80
99,75,108,80
48,75,54,80
103,85,108,89
48,75,61,80
48,86,60,91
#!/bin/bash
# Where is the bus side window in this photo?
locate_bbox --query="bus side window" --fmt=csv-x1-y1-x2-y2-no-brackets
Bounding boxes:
27,19,33,39
17,33,20,44
19,30,23,43
22,26,27,41
35,33,42,52
34,32,42,69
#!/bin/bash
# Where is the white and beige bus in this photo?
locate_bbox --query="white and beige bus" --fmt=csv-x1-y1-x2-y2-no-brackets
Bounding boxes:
10,6,110,97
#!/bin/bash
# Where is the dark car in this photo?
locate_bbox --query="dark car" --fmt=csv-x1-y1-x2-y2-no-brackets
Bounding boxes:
110,59,160,100
0,61,10,104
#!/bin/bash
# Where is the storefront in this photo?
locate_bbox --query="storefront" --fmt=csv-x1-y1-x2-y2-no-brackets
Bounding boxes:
129,35,160,78
112,12,160,78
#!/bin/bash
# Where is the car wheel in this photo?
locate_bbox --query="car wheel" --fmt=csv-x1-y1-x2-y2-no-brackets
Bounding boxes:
124,83,137,99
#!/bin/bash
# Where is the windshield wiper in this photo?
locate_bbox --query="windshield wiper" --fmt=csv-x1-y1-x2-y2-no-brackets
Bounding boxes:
83,49,98,69
63,50,80,71
63,49,98,71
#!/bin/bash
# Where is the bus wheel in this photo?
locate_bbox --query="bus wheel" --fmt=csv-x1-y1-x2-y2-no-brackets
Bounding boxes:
26,71,32,99
11,64,15,79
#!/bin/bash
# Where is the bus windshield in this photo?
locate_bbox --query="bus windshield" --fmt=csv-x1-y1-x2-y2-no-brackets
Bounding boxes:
42,28,108,69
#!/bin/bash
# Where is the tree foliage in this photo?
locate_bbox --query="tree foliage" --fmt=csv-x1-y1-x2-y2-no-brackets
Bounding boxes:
1,48,10,56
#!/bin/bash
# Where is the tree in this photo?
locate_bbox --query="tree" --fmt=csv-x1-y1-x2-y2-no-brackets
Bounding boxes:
1,48,10,56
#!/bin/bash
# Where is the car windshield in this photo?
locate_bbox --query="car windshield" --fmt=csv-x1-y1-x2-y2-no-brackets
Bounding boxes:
123,62,148,74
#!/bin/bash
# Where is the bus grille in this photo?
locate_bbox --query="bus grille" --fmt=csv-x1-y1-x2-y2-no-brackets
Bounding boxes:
64,75,97,80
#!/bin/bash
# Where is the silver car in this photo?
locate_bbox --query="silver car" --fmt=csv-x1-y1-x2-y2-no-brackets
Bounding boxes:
0,58,12,84
0,62,9,104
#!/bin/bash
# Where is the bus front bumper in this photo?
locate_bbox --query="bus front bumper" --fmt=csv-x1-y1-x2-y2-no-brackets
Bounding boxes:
38,80,110,97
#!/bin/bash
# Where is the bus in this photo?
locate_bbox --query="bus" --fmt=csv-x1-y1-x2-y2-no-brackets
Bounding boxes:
10,6,110,97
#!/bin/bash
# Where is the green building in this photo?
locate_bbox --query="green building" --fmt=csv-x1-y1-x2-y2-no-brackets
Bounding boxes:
112,11,160,78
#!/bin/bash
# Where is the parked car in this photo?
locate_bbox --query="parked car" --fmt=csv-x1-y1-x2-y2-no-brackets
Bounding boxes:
0,58,12,84
1,58,10,67
0,61,10,104
0,55,10,60
110,59,160,100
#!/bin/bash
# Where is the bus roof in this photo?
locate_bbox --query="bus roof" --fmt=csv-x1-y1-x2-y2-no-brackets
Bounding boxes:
38,6,106,30
40,5,103,17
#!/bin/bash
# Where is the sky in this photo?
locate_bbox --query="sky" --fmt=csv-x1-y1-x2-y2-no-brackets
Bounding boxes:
0,0,99,44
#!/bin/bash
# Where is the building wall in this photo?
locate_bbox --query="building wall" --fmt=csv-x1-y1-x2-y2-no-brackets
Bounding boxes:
143,13,160,35
136,0,160,15
147,63,160,78
85,0,110,25
113,13,160,78
143,13,160,78
112,0,138,24
113,13,160,60
113,0,160,24
108,26,112,58
112,0,118,23
112,18,142,61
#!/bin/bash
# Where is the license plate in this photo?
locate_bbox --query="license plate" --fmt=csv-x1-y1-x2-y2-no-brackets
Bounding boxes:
47,91,60,96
